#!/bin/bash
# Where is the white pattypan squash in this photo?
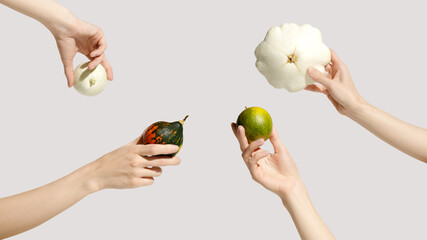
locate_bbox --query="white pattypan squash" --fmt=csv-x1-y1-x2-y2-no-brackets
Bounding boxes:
255,23,331,92
73,62,107,96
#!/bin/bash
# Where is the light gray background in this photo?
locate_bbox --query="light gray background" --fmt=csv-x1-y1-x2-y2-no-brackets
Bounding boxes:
1,0,426,239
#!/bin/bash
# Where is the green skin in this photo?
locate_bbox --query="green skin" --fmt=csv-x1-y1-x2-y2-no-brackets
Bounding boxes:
236,107,273,143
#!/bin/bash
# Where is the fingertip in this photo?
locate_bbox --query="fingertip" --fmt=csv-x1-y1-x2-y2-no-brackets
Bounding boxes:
107,68,113,80
237,125,244,133
170,145,180,152
252,138,265,148
307,66,318,77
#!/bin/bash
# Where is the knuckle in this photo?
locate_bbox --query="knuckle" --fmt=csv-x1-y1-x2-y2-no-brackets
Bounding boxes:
142,145,154,155
144,179,154,186
128,145,138,153
158,159,165,166
130,168,139,177
129,156,139,168
149,145,161,155
128,178,139,187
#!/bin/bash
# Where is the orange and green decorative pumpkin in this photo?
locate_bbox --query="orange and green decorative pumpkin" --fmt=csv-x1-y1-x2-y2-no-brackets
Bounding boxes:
138,115,188,157
236,107,272,143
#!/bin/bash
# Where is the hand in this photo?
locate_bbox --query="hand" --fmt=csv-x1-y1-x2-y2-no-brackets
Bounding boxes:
86,137,181,191
51,17,113,87
231,123,302,200
305,49,366,116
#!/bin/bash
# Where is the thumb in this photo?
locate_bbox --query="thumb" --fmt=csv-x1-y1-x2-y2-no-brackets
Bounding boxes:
307,67,333,89
128,135,143,145
128,128,148,145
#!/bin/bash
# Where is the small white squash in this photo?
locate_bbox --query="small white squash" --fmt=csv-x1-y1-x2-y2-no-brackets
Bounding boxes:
73,62,107,96
255,23,331,92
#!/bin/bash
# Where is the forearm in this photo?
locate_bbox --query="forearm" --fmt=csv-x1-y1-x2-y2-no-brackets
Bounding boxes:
347,102,427,163
281,183,335,240
0,163,98,239
0,0,75,33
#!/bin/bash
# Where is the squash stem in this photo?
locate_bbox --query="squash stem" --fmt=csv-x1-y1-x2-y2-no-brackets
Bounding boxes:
183,115,189,122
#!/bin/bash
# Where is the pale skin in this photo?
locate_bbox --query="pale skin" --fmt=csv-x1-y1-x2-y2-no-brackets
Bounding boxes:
231,124,335,240
0,0,113,87
0,138,181,239
0,1,180,238
306,50,427,163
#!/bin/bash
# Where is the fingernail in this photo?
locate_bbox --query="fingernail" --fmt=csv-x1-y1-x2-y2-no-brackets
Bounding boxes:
171,145,179,151
308,67,315,75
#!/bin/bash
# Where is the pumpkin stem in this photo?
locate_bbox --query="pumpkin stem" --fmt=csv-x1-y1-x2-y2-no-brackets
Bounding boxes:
182,115,189,122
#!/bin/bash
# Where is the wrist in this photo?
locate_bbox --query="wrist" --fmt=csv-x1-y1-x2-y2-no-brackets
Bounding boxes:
278,179,310,209
344,96,370,119
345,98,372,122
42,7,77,37
73,161,103,195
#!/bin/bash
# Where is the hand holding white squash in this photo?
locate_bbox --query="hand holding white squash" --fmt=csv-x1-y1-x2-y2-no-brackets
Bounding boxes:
255,23,331,92
73,62,108,96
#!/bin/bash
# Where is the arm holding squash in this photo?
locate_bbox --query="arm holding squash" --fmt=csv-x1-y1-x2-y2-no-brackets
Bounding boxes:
231,124,335,240
0,0,113,87
0,140,180,239
306,50,427,163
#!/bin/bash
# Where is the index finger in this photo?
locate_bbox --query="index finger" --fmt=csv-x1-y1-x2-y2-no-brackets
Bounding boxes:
134,144,179,156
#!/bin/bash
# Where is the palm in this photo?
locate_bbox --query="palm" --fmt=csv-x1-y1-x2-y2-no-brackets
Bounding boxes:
57,23,101,59
252,150,299,196
305,49,364,116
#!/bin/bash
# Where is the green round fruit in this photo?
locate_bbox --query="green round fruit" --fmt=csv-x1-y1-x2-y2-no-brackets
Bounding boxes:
236,107,273,143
